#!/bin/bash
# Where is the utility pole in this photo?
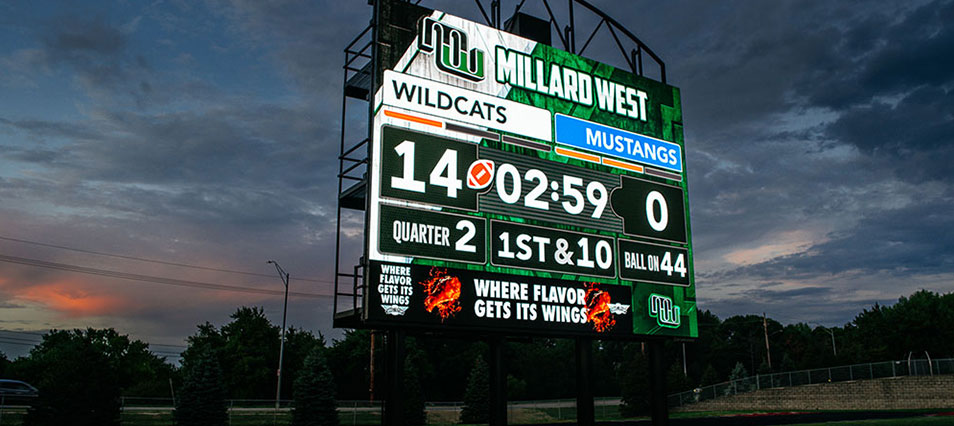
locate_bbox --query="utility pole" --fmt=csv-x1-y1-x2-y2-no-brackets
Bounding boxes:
682,342,687,375
370,331,376,401
811,322,837,357
762,312,772,370
267,260,290,410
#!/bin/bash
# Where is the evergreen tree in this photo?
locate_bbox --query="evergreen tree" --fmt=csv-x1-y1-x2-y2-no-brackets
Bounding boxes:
175,347,227,426
618,345,650,417
293,347,339,426
727,361,751,393
728,361,748,381
666,362,693,393
403,362,427,425
460,357,489,423
699,364,720,387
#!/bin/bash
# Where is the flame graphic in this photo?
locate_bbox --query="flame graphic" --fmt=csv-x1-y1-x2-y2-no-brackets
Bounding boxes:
421,267,462,321
584,283,615,333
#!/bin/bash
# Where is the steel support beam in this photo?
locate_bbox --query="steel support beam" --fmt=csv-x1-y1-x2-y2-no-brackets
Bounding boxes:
383,330,405,426
489,337,507,425
576,337,595,426
648,340,669,426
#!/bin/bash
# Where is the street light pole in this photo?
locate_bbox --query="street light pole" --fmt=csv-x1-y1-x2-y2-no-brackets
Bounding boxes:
762,313,772,370
811,322,837,357
267,260,290,411
828,328,837,357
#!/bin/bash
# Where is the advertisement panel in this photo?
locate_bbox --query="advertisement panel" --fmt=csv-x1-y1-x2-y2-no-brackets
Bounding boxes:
365,1,697,338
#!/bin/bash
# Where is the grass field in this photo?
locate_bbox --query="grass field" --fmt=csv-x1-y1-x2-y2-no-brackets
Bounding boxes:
785,417,954,425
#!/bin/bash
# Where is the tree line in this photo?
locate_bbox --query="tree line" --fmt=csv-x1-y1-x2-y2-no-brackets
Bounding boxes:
1,290,952,422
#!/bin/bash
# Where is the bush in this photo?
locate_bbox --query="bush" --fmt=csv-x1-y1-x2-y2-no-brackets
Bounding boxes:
23,331,121,426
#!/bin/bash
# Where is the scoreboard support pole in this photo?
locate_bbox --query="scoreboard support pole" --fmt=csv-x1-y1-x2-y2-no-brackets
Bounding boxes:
648,340,670,426
489,336,507,425
575,337,595,426
383,330,405,426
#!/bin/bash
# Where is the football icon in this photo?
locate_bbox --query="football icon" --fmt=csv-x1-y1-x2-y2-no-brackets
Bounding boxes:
466,159,495,190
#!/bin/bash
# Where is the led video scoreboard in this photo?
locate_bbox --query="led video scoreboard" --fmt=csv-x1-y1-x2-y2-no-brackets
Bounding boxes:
364,1,697,338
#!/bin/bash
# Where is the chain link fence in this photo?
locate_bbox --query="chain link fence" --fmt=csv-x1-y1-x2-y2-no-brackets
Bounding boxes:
668,358,954,408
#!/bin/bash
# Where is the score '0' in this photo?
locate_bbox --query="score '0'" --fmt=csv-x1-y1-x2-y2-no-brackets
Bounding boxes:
646,191,668,232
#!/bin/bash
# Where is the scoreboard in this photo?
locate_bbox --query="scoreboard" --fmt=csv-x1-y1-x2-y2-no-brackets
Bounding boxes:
363,2,697,338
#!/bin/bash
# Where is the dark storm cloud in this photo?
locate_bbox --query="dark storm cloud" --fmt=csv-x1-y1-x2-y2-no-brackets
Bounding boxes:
208,0,368,100
44,17,125,56
824,86,954,183
0,117,100,143
808,0,954,109
36,16,140,94
3,102,338,187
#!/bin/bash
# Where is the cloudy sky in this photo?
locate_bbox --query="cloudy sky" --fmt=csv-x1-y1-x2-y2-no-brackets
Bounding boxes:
1,0,952,358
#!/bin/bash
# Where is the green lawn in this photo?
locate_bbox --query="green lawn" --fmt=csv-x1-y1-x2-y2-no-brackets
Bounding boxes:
785,417,954,426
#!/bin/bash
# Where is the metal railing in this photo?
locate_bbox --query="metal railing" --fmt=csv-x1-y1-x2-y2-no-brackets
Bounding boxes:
668,358,954,408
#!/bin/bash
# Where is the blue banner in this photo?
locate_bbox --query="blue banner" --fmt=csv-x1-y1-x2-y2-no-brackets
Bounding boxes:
554,114,682,172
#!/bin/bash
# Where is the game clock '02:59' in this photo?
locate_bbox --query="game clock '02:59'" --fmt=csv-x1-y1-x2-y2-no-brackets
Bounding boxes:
381,126,612,221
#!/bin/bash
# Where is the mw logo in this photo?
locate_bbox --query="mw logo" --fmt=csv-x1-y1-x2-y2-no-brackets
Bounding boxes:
418,17,485,82
648,294,680,328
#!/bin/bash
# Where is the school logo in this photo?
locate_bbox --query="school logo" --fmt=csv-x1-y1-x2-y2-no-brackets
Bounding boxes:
418,17,485,82
648,294,680,328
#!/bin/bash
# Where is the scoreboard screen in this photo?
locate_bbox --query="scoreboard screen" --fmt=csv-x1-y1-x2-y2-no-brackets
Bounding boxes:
364,1,697,338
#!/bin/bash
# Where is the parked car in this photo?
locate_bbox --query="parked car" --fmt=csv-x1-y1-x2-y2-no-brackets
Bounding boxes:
0,379,38,397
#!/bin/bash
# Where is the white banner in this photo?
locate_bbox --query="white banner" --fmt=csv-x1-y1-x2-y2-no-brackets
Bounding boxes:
383,70,552,142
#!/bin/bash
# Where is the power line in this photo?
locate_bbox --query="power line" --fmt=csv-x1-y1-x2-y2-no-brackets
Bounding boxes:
0,335,40,344
0,253,332,299
0,339,183,358
0,235,333,284
0,330,188,349
0,329,44,336
0,339,36,346
149,343,187,349
0,331,184,358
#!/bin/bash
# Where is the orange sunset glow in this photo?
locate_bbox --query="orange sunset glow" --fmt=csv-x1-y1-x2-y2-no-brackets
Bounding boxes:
16,280,132,318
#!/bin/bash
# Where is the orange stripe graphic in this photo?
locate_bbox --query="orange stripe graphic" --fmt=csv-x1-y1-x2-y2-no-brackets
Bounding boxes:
602,157,644,173
383,109,442,127
555,147,600,163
